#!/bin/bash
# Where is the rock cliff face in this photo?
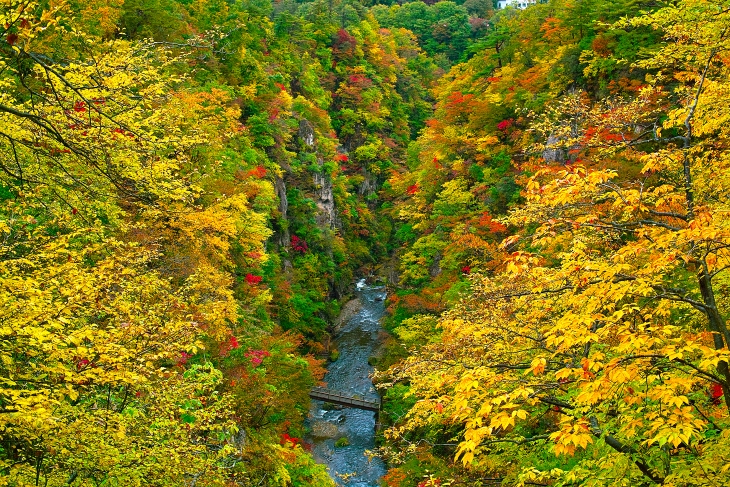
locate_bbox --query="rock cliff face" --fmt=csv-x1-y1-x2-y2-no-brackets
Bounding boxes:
298,119,339,230
313,170,338,229
358,171,378,199
542,134,567,163
275,176,290,247
299,119,315,148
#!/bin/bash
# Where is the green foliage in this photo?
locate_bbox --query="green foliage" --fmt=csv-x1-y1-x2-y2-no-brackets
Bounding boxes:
382,384,417,425
372,1,473,64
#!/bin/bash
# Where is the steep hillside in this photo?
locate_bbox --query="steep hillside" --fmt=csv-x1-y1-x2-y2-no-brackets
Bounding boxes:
1,1,729,486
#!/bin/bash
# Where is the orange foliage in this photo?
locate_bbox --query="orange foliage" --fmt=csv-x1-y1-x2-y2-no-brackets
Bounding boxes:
382,469,409,487
541,17,567,43
591,35,612,57
478,213,508,233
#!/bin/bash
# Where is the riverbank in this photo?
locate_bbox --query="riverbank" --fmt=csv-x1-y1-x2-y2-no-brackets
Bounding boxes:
333,297,363,335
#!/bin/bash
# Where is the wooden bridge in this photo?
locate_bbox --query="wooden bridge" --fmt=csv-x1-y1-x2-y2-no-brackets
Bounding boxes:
309,386,380,412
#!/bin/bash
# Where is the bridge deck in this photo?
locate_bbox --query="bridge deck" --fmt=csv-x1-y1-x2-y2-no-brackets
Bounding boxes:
310,386,380,412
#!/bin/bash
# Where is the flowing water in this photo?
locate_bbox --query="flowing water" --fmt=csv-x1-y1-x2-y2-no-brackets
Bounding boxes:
307,279,387,486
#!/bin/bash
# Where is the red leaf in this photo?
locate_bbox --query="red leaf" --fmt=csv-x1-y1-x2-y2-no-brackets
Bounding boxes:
76,358,90,370
280,432,300,447
291,235,308,253
245,273,263,285
497,119,514,131
245,349,270,366
246,166,267,178
177,352,192,365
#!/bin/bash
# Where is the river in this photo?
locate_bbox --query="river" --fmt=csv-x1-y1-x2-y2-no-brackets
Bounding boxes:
307,279,387,486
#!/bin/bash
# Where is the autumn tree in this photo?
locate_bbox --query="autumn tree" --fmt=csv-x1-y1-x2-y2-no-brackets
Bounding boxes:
378,2,730,486
0,1,335,485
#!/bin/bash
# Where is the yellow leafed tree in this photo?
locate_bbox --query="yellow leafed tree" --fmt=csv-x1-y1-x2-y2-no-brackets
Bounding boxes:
0,1,278,485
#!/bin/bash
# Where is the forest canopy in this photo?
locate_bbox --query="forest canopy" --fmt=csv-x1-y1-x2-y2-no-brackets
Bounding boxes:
1,0,729,486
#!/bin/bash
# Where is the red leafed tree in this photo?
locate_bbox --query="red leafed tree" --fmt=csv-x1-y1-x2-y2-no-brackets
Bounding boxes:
291,235,308,253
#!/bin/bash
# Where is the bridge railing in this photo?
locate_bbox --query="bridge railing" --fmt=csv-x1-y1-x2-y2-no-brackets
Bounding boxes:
309,386,380,412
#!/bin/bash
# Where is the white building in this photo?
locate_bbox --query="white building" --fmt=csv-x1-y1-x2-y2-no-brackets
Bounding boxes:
497,0,536,9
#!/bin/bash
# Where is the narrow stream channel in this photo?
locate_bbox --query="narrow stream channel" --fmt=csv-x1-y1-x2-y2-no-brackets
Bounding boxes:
307,279,387,486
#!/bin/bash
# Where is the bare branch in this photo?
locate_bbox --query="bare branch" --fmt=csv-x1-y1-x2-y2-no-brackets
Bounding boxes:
589,416,665,484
